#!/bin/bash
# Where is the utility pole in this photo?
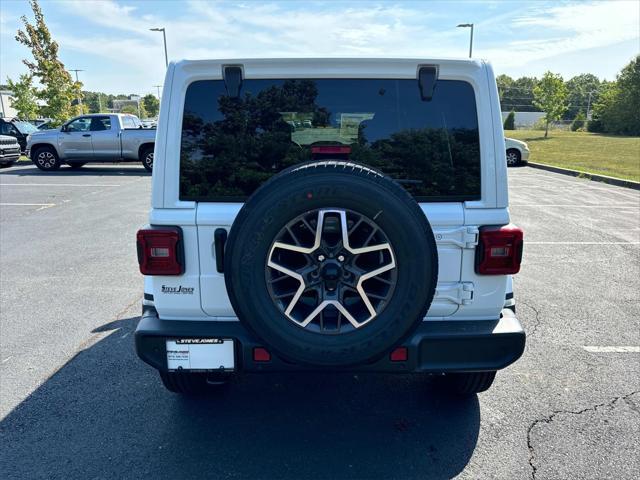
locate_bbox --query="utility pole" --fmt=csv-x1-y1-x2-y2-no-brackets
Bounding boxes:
586,90,594,120
154,85,162,99
150,28,168,68
456,23,474,58
70,69,84,105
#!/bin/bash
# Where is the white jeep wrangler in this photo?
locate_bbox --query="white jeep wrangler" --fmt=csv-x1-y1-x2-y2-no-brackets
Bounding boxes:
135,58,525,395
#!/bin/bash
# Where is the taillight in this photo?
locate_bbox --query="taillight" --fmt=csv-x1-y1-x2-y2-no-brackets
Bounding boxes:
136,227,184,275
311,145,351,160
475,224,523,275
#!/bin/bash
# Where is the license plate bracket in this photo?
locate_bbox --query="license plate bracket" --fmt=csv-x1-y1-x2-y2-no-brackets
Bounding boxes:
165,338,234,372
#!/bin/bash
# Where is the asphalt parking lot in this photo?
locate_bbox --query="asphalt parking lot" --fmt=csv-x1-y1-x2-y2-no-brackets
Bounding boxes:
0,161,638,479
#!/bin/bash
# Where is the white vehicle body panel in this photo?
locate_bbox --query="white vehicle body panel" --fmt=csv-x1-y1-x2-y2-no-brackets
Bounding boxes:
147,58,511,322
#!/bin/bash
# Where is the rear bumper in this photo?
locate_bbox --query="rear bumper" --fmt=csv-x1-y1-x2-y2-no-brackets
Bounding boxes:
135,307,525,373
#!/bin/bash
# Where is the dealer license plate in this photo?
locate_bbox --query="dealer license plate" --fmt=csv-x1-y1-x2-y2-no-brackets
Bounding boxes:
166,338,235,371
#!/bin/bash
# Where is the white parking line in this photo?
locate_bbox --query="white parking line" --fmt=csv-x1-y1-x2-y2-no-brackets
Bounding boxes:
583,346,640,353
527,241,640,245
0,183,121,187
511,204,639,208
0,203,55,207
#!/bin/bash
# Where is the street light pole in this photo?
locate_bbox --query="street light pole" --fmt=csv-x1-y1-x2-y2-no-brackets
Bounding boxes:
153,84,162,99
456,23,474,58
70,69,84,105
150,27,168,68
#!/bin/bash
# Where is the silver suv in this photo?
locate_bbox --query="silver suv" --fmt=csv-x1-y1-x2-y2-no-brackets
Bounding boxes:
0,135,21,166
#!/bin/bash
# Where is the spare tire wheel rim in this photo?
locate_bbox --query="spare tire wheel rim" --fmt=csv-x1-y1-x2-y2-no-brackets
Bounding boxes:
266,208,397,334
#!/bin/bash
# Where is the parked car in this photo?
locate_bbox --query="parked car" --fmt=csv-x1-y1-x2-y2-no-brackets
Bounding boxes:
505,137,530,166
135,58,525,396
0,134,21,166
26,113,156,171
36,120,56,131
0,118,38,152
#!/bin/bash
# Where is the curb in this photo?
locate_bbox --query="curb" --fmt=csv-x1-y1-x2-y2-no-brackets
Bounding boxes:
527,162,640,191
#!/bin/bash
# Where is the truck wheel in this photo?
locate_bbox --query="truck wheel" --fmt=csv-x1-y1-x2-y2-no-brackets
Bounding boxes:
224,161,439,367
141,147,154,172
33,146,61,171
159,370,229,394
438,371,497,395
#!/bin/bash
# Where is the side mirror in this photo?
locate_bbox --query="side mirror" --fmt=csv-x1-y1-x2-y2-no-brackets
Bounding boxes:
61,124,68,132
418,65,438,102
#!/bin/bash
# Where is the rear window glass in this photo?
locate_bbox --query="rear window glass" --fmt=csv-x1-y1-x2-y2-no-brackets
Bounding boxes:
180,78,480,201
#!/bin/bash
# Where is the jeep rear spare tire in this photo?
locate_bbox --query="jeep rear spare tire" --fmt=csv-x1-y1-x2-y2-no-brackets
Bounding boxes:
224,161,438,367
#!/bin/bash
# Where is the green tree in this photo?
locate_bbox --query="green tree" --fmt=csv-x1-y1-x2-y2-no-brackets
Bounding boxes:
571,110,586,131
6,74,39,119
564,74,600,119
593,55,640,136
120,104,138,115
82,91,106,113
503,110,515,130
498,75,539,112
138,100,147,119
142,94,160,117
533,71,568,138
15,0,83,125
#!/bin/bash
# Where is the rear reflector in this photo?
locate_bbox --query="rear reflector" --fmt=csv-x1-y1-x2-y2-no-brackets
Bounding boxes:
390,347,408,362
136,227,184,275
253,347,271,362
476,224,524,275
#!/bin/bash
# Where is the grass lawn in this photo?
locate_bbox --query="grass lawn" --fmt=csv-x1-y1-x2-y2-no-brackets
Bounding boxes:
507,129,640,182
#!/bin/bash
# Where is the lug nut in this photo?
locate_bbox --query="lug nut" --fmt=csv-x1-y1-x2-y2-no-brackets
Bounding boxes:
338,255,345,262
318,255,325,261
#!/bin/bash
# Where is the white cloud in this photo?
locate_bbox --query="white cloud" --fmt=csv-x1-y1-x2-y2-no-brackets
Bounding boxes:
3,0,638,93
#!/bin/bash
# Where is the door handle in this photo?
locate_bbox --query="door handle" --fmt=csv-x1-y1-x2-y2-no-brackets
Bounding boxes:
82,134,91,137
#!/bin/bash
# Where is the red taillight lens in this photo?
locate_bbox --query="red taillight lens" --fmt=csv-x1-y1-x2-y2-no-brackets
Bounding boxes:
476,224,523,275
136,227,184,275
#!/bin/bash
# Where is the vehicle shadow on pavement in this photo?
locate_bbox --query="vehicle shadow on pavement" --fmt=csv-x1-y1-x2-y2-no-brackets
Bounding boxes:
0,164,149,177
0,317,480,480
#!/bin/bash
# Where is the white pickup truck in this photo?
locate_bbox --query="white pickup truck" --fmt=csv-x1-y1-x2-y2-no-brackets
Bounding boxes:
136,58,525,397
26,113,156,171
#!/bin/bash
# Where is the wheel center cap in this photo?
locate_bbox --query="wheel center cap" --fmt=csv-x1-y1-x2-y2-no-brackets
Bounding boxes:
321,262,341,281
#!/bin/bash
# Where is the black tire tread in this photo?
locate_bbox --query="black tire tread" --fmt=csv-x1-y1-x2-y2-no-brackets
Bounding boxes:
141,146,153,172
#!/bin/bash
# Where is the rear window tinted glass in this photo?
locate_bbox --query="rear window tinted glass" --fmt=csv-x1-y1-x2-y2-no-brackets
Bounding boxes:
122,116,137,128
180,78,480,201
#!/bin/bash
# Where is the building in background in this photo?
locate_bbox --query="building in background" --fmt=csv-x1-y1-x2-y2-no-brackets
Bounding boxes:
111,95,141,115
0,90,18,118
501,111,545,128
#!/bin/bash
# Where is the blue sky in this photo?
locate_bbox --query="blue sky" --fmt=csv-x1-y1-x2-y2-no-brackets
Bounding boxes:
1,0,638,96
